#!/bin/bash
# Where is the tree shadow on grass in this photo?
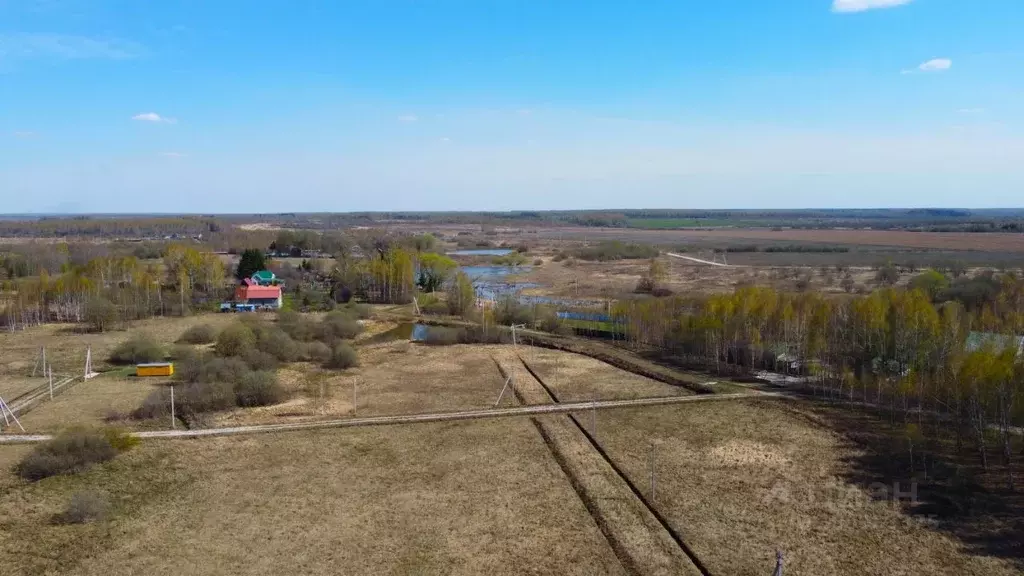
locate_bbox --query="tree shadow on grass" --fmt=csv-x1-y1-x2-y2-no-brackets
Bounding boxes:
808,402,1024,569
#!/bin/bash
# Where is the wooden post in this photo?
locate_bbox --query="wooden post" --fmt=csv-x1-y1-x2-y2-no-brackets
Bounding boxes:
0,397,25,432
650,442,656,501
48,365,53,400
170,386,176,429
353,382,357,416
773,550,784,576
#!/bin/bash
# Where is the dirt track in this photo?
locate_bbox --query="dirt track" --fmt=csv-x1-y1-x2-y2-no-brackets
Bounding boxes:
0,391,775,444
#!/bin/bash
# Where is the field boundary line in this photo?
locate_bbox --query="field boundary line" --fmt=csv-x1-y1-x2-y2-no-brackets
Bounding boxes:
0,392,782,444
518,355,716,576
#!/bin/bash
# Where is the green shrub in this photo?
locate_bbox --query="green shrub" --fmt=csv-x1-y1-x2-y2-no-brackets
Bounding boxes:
319,311,363,342
241,349,279,371
84,296,118,333
304,341,332,363
215,323,257,357
341,302,373,319
493,296,533,326
102,427,140,452
132,388,172,420
198,356,252,384
234,371,285,407
277,310,319,342
55,491,109,524
177,323,218,344
258,328,301,362
324,342,359,369
15,428,120,481
178,380,235,415
108,333,164,365
168,344,199,362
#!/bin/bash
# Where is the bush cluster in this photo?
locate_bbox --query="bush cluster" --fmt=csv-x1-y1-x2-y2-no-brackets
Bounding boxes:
134,311,366,421
177,323,218,344
55,491,109,525
108,333,164,365
15,428,136,481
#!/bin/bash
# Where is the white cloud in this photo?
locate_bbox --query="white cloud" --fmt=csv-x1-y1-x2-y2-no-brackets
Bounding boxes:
439,137,451,143
832,0,913,13
12,131,37,138
517,109,533,117
132,112,177,124
918,58,952,72
902,58,952,74
397,114,418,123
160,152,186,158
0,33,142,61
959,108,986,115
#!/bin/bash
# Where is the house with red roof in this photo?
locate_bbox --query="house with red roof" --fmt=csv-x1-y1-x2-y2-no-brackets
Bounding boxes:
234,276,283,309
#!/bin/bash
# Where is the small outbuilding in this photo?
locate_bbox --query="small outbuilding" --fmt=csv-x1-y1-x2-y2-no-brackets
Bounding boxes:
137,362,174,377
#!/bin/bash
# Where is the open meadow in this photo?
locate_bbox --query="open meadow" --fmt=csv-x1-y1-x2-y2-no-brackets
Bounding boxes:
0,420,625,576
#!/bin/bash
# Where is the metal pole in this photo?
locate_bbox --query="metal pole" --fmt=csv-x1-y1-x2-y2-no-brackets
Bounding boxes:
41,347,46,378
170,386,176,429
48,365,53,400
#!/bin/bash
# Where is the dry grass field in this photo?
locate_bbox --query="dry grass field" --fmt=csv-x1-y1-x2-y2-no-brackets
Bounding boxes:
0,315,239,380
516,347,692,401
541,226,1024,253
0,420,625,576
209,341,513,427
14,374,164,433
594,400,1021,576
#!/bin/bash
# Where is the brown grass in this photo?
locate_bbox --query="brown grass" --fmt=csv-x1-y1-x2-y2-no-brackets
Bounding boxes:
15,375,166,433
513,347,692,402
544,226,1024,252
593,399,1021,576
0,420,625,576
0,315,239,380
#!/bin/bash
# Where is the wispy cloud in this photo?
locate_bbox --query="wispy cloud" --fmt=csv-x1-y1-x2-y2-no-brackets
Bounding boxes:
959,108,986,115
397,114,418,123
160,152,186,158
132,112,177,124
902,58,952,74
12,131,38,138
0,33,142,61
832,0,913,13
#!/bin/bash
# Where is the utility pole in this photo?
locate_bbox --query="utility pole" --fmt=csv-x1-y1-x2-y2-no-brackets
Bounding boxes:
0,397,25,432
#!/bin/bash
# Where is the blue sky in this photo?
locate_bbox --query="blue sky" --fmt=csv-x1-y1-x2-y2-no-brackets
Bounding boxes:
1,0,1023,213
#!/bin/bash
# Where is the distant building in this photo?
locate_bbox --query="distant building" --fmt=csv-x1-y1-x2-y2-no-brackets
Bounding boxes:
250,270,277,286
965,331,1024,357
234,278,283,309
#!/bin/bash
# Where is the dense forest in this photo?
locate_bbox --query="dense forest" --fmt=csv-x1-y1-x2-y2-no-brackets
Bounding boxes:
612,278,1024,488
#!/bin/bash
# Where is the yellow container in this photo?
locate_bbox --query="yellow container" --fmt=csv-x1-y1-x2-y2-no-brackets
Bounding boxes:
136,363,174,377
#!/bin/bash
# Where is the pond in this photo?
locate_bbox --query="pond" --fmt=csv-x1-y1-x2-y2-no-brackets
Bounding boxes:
447,249,515,256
